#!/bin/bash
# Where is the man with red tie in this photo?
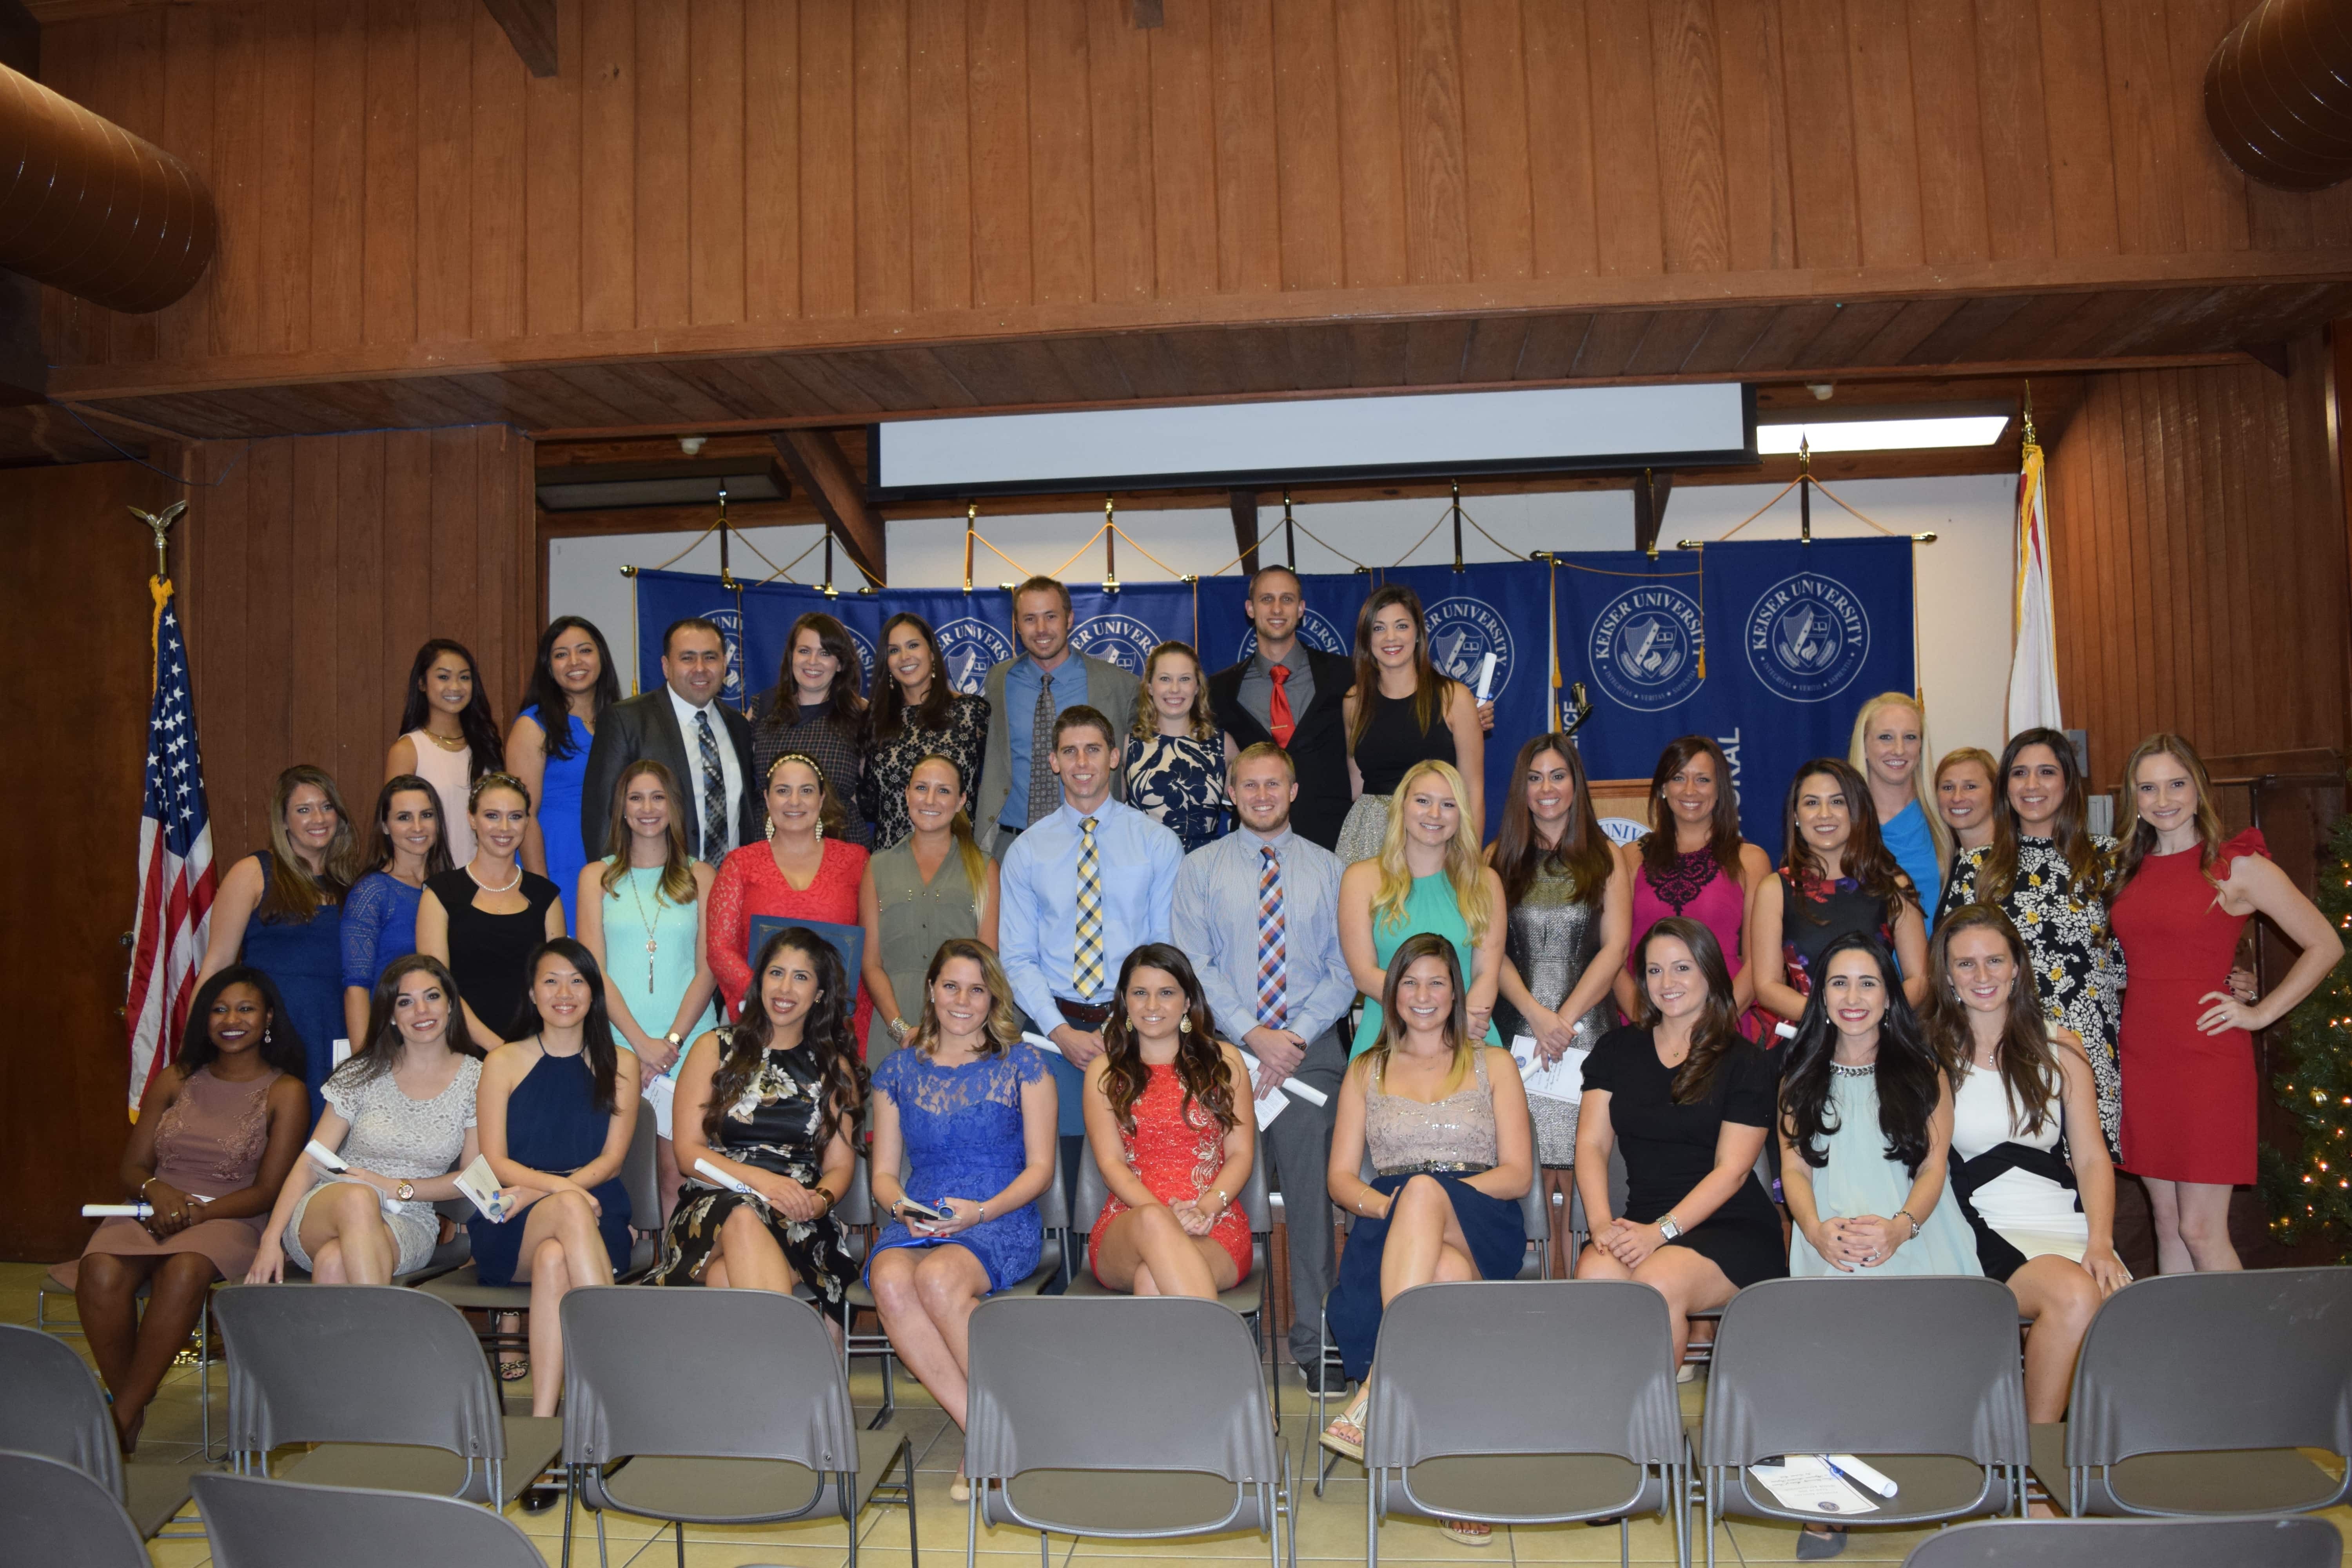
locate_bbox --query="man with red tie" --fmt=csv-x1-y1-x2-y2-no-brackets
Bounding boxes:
1207,566,1357,853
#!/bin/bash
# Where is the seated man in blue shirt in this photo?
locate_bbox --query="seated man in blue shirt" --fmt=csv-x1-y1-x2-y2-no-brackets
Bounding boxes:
999,704,1185,1201
1170,742,1356,1386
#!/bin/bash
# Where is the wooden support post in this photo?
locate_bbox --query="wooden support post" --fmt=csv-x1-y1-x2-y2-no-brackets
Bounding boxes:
481,0,558,76
1230,489,1260,576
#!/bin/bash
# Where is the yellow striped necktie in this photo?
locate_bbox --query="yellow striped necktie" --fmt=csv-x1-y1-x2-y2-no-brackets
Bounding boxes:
1073,816,1104,998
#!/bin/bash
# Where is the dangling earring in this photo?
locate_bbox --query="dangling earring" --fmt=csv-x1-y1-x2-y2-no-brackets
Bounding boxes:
1178,1016,1191,1034
815,817,824,841
766,818,777,842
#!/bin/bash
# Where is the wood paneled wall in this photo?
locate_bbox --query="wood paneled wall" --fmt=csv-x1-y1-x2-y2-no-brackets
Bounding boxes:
0,462,183,1260
2045,332,2352,787
180,425,537,860
38,0,2352,395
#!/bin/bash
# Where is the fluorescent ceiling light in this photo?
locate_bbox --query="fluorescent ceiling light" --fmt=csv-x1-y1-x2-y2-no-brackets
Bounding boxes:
1757,415,2009,454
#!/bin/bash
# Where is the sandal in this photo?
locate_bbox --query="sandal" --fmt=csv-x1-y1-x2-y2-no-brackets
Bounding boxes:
1442,1518,1494,1546
949,1472,971,1504
1318,1412,1366,1462
497,1356,529,1382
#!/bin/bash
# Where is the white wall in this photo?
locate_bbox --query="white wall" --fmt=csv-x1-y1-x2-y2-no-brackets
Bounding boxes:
548,470,2014,759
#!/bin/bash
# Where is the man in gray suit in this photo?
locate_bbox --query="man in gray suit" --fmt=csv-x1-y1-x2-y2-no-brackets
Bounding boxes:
579,617,760,863
974,575,1140,856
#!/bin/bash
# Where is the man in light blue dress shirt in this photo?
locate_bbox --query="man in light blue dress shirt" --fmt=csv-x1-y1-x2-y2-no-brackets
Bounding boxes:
999,704,1185,1194
1170,742,1356,1383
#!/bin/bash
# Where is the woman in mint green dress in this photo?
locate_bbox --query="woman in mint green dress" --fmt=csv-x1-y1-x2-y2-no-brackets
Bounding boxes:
1339,760,1506,1056
1778,932,1980,1279
577,760,719,1226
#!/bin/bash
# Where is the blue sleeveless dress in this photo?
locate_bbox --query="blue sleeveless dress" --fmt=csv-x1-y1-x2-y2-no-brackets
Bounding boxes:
865,1042,1049,1292
529,707,593,933
468,1049,632,1285
237,851,346,1120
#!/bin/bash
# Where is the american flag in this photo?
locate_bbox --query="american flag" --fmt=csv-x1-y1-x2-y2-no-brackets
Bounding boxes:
124,585,216,1113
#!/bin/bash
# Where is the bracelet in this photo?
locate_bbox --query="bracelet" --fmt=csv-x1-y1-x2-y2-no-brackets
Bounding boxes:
814,1187,838,1212
1893,1209,1918,1240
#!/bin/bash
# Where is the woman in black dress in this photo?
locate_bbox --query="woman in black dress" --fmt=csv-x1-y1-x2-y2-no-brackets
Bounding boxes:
651,925,864,1336
1574,916,1784,1367
1749,757,1928,1027
416,773,564,1045
1334,584,1487,862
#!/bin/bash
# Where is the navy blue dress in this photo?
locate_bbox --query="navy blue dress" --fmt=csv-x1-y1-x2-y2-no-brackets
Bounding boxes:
865,1042,1049,1292
468,1049,632,1285
238,851,346,1120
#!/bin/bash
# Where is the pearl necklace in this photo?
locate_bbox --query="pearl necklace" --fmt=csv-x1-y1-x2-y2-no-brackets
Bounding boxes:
466,858,521,894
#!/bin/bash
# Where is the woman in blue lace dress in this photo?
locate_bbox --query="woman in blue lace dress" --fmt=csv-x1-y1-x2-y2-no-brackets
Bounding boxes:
1120,641,1236,852
341,775,452,1048
866,938,1056,1502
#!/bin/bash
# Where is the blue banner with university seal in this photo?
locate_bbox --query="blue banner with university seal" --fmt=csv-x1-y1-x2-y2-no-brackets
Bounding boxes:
1556,536,1914,848
632,535,1910,851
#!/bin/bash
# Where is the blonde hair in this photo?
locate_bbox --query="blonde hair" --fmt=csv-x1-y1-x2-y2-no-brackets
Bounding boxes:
904,753,989,904
2110,732,2229,900
260,765,361,920
1371,759,1494,948
906,938,1023,1060
1130,641,1220,743
1848,691,1949,874
598,759,699,904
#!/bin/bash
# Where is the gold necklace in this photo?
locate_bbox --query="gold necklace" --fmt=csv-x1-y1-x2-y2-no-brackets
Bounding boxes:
623,862,669,993
421,728,468,752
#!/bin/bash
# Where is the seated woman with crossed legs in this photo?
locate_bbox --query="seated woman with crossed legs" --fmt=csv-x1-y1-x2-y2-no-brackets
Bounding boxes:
1320,932,1532,1548
1082,944,1256,1299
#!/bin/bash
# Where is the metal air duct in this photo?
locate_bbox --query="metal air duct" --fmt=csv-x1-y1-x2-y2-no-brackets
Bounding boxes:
2206,0,2352,192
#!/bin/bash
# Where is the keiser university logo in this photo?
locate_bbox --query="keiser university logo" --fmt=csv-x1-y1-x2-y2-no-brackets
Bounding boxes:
1745,572,1871,703
702,606,748,706
935,617,1016,696
1069,612,1161,676
1423,597,1515,700
1235,607,1348,663
841,624,878,689
1588,585,1704,712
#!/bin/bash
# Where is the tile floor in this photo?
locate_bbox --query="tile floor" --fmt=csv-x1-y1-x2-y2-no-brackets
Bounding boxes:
7,1262,2345,1568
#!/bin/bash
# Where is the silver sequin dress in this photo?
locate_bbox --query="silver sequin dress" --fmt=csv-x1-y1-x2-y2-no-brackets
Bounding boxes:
1492,861,1615,1165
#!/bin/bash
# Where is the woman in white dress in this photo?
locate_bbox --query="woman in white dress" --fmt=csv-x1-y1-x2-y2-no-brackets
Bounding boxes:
1924,902,2130,1425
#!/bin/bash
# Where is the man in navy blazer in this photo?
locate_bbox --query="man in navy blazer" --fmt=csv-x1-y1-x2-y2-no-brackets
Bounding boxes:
580,617,760,863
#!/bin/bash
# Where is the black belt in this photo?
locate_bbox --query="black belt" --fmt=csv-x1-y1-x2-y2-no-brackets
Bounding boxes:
1054,996,1113,1029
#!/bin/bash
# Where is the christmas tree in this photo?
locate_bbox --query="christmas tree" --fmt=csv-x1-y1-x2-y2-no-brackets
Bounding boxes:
2261,804,2352,1261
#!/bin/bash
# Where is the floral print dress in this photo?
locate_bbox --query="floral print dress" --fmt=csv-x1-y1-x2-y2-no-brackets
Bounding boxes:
1940,836,2125,1153
649,1033,858,1303
1120,731,1232,853
860,692,991,850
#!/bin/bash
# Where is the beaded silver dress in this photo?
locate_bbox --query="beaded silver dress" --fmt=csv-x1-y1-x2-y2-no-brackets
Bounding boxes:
1492,862,1615,1165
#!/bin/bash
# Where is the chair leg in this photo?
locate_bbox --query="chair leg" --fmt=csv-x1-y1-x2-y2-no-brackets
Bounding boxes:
561,1468,577,1568
966,1483,980,1568
1364,1461,1377,1568
595,1501,610,1568
903,1442,920,1567
674,1519,685,1568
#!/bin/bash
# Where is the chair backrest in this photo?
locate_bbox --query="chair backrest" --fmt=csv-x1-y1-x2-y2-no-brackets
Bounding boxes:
0,1450,149,1568
2064,1269,2352,1465
212,1285,507,1464
560,1287,857,1470
965,1296,1280,1487
1365,1280,1681,1470
192,1473,547,1568
619,1099,658,1230
1898,1515,2341,1568
0,1323,123,1498
1699,1276,2028,1468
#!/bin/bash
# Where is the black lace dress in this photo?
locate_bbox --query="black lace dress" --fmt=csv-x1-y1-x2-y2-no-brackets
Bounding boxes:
648,1033,858,1304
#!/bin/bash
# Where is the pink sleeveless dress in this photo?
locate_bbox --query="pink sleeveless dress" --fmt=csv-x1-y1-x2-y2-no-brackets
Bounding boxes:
1626,843,1759,1038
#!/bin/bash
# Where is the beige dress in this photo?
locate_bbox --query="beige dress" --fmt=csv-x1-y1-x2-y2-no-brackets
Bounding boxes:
80,1067,285,1279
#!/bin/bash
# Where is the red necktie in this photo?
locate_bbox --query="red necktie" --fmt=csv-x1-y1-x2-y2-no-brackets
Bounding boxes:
1269,664,1296,748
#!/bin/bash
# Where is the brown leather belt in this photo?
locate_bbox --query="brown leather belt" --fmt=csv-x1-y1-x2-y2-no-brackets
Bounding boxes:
1054,996,1113,1029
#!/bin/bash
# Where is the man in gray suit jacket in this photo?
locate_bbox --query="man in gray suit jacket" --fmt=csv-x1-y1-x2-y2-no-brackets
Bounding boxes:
580,617,761,863
975,576,1141,857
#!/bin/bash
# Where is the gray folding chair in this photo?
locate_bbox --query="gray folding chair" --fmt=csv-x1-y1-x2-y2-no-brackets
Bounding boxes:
963,1294,1293,1568
1697,1276,2029,1568
419,1106,661,1356
35,1259,222,1457
845,1142,1068,1428
0,1321,209,1540
191,1472,547,1568
558,1285,915,1568
2027,1267,2352,1518
1898,1514,2342,1567
210,1283,563,1505
1360,1280,1688,1568
1066,1134,1277,1413
0,1450,151,1568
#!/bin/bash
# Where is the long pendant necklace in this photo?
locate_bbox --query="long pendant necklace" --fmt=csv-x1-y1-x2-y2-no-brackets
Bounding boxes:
626,866,667,993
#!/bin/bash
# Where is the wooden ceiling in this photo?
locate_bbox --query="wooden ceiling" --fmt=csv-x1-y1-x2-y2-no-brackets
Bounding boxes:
45,278,2350,445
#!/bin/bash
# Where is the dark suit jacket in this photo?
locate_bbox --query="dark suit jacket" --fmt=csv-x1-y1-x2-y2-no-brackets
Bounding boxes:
1209,647,1355,851
580,688,760,862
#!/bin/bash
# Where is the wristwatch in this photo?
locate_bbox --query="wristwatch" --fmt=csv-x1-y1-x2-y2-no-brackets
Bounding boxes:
396,1180,415,1202
1656,1214,1682,1241
664,1030,684,1048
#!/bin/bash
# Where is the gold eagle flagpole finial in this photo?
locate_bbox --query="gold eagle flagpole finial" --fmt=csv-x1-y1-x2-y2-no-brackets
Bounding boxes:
129,501,188,582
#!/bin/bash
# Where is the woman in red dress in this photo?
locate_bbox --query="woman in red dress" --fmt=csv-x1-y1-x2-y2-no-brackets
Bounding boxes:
710,755,874,1053
2110,733,2342,1274
1082,943,1255,1297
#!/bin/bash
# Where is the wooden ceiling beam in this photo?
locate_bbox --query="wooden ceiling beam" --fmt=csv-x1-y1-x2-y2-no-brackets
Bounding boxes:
771,429,886,586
